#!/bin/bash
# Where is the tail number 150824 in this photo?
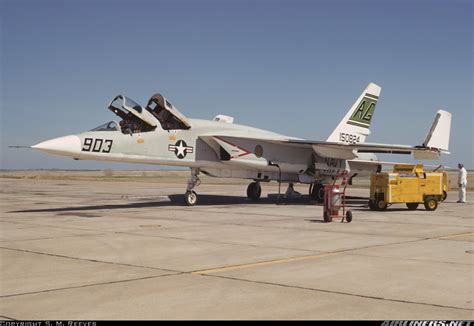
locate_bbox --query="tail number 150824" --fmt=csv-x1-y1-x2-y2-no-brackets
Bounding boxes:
339,133,360,144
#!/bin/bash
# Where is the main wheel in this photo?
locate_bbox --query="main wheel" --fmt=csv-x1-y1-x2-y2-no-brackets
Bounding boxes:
424,196,438,211
345,210,353,223
247,182,261,201
310,183,324,203
323,211,332,223
184,190,198,206
406,203,419,210
376,199,388,211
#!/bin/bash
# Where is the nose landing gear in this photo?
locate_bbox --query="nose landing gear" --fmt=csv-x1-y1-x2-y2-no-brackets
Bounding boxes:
184,168,201,206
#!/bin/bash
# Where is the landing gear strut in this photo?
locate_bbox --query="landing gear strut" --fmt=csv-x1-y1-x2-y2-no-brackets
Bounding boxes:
247,181,261,201
184,168,200,206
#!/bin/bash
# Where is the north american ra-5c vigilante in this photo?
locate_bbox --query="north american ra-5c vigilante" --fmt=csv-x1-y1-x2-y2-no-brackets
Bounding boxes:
31,83,452,206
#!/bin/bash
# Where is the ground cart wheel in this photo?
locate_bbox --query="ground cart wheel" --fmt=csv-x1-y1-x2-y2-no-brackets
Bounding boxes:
406,203,419,210
184,190,198,206
345,210,352,223
323,211,332,223
424,196,438,211
442,191,447,201
376,199,388,211
368,200,377,211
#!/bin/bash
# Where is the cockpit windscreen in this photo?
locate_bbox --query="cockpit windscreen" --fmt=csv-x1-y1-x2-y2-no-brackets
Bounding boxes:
91,121,120,132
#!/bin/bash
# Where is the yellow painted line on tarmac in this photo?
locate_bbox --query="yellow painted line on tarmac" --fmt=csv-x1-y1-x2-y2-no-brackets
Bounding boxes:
433,232,474,241
192,252,340,275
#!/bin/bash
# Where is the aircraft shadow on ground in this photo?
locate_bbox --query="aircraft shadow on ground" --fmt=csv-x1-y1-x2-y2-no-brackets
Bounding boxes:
10,195,369,214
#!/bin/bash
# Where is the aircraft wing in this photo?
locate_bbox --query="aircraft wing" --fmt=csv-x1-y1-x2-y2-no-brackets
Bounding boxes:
201,135,446,161
296,109,451,159
282,139,448,159
201,109,451,161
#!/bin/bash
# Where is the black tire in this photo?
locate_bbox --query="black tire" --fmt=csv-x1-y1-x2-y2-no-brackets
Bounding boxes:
310,183,324,203
376,199,388,211
184,190,198,206
346,210,353,223
442,191,447,201
247,182,261,201
424,196,438,211
368,200,377,211
323,211,332,223
406,203,419,210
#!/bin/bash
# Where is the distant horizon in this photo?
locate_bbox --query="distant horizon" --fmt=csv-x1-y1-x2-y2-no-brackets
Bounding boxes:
2,166,471,172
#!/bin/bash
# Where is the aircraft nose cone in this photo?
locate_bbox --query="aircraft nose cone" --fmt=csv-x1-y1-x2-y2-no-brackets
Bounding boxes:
32,135,81,157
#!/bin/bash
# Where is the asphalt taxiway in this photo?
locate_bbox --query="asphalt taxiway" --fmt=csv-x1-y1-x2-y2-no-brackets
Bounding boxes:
0,175,472,320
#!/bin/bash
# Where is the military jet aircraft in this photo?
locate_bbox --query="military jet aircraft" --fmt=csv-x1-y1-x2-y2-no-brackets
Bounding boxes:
31,83,452,206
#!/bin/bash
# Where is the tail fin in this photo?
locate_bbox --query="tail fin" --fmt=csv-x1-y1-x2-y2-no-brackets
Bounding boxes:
327,83,381,144
422,109,451,152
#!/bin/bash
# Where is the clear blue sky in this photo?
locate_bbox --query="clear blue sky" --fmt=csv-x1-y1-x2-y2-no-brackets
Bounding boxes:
1,0,472,170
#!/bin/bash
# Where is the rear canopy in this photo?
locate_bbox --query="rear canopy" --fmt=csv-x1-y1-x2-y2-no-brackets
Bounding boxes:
145,94,191,130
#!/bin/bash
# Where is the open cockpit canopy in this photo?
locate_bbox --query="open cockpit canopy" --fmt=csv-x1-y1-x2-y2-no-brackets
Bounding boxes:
108,95,158,127
107,95,159,134
109,95,142,114
145,94,191,130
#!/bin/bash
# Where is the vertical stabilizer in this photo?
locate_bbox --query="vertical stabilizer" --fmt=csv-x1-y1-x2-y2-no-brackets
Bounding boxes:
422,110,451,152
327,83,381,144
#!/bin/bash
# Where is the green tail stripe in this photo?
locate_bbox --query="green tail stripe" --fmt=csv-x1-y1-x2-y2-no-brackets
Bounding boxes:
365,93,379,100
347,121,370,128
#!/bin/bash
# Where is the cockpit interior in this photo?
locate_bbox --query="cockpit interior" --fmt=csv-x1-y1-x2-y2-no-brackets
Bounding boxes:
107,95,156,134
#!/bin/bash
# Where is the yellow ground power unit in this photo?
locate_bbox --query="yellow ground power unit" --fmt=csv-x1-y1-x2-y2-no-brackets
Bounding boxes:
369,164,446,211
442,171,450,200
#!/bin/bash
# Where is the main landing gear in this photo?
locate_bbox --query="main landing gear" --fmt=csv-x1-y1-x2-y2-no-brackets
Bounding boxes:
309,183,324,202
184,168,201,206
247,181,261,201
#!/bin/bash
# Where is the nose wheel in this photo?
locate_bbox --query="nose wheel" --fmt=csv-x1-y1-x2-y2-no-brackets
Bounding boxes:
184,190,198,206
